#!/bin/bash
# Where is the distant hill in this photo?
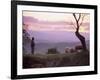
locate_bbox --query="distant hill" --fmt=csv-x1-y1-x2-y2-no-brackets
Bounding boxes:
27,30,90,43
23,39,89,54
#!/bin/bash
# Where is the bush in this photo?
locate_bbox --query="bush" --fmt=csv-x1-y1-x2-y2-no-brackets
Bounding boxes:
47,48,59,54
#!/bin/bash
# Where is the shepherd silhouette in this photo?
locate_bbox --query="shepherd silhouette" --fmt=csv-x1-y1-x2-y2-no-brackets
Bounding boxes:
31,37,35,54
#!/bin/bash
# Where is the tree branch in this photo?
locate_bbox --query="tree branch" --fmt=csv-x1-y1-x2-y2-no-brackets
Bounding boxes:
73,13,80,31
73,13,78,22
78,14,81,22
70,21,77,29
79,14,85,26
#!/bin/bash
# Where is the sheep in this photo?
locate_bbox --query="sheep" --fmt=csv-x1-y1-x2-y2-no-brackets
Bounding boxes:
65,47,70,53
70,48,76,53
75,45,83,53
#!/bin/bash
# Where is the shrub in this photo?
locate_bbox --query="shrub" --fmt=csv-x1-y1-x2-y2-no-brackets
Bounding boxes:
47,48,59,54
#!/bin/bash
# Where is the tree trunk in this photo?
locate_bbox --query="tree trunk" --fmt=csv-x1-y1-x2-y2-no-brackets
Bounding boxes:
75,30,87,51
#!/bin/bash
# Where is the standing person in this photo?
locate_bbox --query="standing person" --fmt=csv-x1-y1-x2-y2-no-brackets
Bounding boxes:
31,37,35,54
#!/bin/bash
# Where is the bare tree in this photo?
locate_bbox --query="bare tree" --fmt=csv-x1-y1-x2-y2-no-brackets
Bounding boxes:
72,13,87,51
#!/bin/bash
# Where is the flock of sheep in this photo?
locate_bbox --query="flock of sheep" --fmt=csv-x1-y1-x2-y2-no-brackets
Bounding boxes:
65,45,83,53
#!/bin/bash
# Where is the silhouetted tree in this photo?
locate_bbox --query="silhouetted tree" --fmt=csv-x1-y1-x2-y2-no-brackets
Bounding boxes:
23,23,31,53
72,13,87,51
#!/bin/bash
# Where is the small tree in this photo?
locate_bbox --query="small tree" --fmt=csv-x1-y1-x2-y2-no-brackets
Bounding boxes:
23,24,31,54
72,13,87,51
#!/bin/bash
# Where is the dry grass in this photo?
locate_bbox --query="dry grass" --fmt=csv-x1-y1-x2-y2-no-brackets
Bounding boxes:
23,51,89,68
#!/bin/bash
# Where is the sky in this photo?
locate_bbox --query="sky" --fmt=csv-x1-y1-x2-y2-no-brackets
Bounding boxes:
23,11,90,42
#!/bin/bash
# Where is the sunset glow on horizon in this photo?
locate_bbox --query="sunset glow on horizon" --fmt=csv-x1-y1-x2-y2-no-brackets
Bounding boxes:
23,11,90,33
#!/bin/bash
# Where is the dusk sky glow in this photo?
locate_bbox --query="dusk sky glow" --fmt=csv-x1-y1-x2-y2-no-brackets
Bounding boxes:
23,11,90,33
23,11,90,42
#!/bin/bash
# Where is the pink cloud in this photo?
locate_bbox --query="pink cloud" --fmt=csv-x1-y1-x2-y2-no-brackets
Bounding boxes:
23,16,38,24
23,16,89,32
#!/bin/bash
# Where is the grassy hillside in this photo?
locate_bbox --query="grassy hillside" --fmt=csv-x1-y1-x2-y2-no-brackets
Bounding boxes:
23,50,89,69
